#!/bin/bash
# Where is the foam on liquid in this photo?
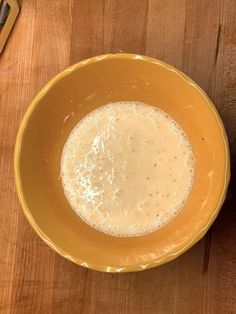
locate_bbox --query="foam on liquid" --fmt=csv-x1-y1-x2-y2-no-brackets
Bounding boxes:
61,101,195,237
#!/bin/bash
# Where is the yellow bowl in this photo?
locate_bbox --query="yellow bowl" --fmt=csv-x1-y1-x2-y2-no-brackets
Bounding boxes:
14,54,230,272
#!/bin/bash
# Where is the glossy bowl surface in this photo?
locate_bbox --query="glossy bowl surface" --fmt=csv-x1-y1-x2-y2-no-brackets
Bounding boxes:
14,54,230,272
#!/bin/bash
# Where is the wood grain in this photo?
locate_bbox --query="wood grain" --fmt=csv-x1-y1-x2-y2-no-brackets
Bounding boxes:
0,0,235,313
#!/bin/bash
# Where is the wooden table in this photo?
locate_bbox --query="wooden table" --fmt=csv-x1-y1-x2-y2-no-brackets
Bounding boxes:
0,1,236,313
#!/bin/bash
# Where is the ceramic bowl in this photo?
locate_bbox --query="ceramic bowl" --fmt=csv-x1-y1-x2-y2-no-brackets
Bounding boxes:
14,54,230,272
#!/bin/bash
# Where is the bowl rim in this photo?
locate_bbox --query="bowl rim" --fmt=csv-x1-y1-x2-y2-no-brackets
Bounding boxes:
14,53,230,273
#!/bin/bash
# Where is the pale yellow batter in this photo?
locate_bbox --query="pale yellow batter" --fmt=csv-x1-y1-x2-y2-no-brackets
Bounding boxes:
61,101,195,237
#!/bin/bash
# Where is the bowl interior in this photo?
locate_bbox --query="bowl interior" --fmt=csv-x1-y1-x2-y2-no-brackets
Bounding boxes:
15,55,228,271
